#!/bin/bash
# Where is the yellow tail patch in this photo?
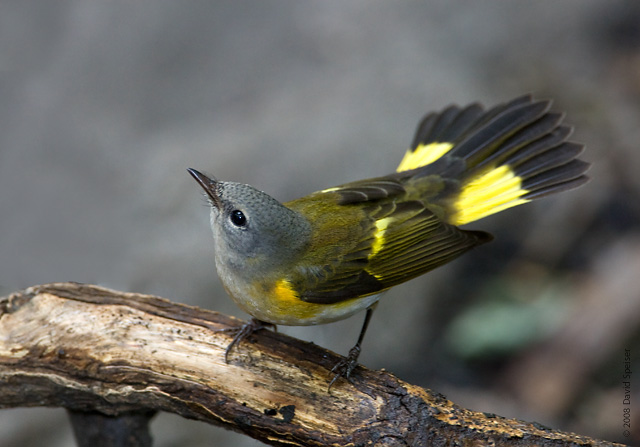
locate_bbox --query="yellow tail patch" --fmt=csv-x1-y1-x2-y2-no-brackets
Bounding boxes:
396,142,454,172
452,165,530,225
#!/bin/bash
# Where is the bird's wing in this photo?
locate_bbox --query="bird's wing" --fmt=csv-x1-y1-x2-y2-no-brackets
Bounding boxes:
286,178,491,304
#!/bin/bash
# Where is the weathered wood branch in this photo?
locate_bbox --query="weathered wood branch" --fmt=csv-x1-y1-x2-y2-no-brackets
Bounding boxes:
0,283,624,447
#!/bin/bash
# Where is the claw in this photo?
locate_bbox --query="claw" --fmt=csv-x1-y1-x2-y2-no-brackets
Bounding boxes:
327,306,376,392
328,344,361,392
218,318,276,362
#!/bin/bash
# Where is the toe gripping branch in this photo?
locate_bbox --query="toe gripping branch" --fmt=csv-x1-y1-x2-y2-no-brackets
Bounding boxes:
222,306,375,393
221,318,277,363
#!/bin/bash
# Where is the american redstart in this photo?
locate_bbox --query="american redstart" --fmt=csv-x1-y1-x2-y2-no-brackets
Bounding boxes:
188,94,589,388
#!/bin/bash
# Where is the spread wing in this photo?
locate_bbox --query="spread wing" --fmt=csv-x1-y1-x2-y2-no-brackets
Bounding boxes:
285,177,492,304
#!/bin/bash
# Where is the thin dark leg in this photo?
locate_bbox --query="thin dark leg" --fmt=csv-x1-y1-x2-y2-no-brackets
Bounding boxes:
328,304,377,391
219,318,276,362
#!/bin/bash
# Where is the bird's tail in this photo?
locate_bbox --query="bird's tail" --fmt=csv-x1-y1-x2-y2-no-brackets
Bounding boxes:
396,95,589,226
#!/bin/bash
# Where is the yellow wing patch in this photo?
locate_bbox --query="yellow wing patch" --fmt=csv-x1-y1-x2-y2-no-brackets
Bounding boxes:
396,142,454,172
452,165,530,225
370,217,394,257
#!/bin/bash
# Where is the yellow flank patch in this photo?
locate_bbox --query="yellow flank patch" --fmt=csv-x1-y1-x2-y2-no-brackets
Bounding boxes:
452,165,530,225
370,217,393,258
396,142,454,172
273,279,299,304
269,277,380,324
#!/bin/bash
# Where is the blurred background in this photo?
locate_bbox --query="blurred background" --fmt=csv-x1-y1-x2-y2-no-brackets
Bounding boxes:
1,1,639,445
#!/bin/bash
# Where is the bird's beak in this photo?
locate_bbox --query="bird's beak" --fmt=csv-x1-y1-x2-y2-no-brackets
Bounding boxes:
187,168,222,209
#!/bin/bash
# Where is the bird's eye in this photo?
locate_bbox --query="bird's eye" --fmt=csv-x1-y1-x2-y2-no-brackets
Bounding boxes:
230,210,247,227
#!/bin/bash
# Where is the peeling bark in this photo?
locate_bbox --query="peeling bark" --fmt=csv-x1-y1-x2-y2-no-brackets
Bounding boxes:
0,283,625,447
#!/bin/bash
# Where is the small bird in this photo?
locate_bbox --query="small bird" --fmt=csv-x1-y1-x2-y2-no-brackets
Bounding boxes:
188,94,589,388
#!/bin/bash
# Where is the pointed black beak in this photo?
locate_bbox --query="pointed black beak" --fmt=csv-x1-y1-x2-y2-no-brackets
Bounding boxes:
187,168,221,208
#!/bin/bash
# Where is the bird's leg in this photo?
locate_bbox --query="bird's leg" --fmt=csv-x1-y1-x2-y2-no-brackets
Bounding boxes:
217,318,277,362
328,304,377,391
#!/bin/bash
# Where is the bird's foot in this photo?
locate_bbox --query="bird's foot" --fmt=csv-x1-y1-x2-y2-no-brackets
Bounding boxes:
218,318,276,362
328,343,361,392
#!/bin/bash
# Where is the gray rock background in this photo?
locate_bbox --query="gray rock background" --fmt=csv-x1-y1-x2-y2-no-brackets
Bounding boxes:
2,1,639,445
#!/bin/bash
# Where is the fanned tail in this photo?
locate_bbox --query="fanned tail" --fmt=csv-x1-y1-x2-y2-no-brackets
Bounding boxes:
397,95,590,225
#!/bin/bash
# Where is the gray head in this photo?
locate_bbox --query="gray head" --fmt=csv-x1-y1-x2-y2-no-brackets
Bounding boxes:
187,169,311,273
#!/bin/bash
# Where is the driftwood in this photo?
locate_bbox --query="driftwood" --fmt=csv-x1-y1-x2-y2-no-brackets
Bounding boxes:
0,282,625,446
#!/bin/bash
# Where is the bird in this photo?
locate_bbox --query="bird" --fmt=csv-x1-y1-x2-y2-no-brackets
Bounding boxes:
188,94,589,389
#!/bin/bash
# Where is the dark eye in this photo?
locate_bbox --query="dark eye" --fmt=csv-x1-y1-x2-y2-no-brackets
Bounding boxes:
230,210,247,227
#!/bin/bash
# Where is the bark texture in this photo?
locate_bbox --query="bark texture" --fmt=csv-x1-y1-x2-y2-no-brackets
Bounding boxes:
0,283,625,447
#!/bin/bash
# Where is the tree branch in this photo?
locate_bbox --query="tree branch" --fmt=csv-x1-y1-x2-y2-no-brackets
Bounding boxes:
0,283,624,446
